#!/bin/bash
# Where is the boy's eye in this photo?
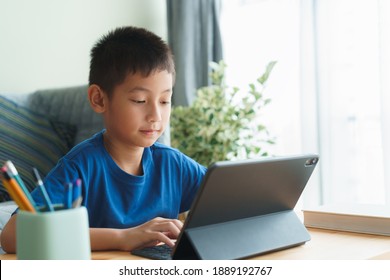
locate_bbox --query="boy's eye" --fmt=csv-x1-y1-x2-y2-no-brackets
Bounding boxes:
161,101,171,105
131,100,145,104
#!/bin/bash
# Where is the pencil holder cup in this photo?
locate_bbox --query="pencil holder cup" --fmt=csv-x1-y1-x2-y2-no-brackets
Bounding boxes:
16,206,91,260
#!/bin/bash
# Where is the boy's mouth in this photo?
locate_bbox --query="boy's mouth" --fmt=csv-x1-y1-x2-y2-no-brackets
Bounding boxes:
140,129,160,136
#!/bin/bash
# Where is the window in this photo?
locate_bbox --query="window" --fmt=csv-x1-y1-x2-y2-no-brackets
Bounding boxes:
220,0,390,208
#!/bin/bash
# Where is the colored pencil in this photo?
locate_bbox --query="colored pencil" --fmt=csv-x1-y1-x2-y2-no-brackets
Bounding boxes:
0,166,36,212
32,167,54,212
5,161,38,211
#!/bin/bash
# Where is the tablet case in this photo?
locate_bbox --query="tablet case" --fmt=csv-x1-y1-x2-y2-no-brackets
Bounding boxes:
172,154,319,259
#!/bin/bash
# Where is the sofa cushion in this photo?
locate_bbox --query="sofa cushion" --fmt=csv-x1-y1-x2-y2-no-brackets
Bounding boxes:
0,95,74,202
28,85,104,144
0,201,17,230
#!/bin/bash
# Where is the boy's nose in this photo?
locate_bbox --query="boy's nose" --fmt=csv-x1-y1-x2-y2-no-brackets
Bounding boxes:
147,104,162,122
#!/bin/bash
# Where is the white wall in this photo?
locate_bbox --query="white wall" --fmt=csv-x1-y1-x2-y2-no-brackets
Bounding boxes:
0,0,167,94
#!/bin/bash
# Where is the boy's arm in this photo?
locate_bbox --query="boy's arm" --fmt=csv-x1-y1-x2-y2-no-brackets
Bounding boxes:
1,214,17,253
90,217,182,251
0,215,182,253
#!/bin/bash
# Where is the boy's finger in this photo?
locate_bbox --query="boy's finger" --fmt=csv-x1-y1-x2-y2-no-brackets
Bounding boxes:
154,221,181,237
152,232,176,247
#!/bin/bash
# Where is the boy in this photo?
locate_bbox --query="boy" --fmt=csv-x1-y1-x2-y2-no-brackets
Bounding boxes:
1,26,206,253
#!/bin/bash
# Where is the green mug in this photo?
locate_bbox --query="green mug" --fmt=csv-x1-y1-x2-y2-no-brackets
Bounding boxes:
16,206,91,260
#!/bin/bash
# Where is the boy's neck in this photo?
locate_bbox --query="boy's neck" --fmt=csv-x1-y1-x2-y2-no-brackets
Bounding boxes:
103,132,144,176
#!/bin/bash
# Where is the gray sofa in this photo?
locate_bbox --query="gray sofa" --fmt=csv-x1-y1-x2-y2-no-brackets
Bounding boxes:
28,85,104,145
0,85,170,232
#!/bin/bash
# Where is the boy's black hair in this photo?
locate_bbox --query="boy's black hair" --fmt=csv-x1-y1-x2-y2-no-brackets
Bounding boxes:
89,26,175,96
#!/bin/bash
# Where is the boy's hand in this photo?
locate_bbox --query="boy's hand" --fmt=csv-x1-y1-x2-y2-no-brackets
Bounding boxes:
120,217,183,251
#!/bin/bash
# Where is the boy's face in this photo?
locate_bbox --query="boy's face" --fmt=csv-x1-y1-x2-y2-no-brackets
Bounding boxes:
104,70,173,148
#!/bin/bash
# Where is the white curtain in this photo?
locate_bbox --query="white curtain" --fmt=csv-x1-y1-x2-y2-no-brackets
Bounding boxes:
307,0,390,205
221,0,390,207
378,0,390,204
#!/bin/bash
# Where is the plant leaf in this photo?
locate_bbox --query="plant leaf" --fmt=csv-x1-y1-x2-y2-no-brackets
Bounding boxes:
257,61,277,85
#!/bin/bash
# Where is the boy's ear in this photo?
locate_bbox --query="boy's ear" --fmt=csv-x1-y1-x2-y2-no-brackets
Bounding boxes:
88,84,107,113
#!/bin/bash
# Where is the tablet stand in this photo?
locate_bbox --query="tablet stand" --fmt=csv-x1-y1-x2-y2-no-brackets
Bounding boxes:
173,210,310,260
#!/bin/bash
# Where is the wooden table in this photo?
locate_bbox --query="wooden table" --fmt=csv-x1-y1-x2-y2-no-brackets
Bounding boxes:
2,228,388,260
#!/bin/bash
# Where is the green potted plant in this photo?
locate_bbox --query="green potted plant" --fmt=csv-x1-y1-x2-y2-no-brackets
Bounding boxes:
170,60,276,167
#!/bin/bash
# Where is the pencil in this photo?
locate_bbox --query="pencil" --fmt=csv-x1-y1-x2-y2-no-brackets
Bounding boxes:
72,178,83,208
0,167,36,212
5,161,38,211
1,176,24,210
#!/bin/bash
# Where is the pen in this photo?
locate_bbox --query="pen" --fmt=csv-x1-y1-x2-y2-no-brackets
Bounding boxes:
32,167,54,212
1,167,36,212
5,161,38,211
64,182,73,209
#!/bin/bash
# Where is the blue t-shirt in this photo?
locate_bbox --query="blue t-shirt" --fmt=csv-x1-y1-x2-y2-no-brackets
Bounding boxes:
30,130,206,228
